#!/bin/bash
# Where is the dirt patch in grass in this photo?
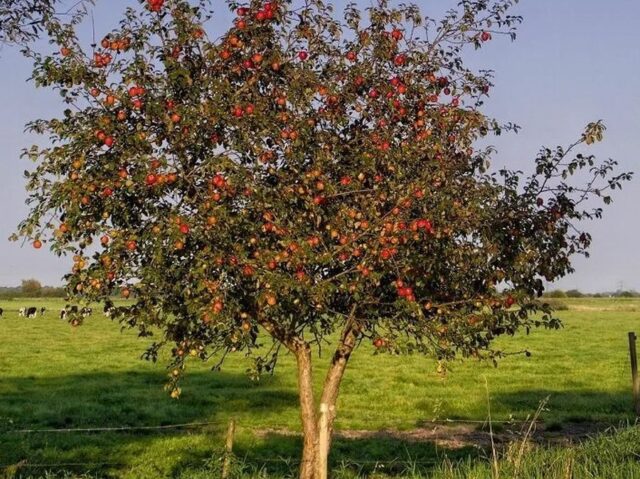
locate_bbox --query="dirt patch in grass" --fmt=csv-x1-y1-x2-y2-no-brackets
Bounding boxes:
255,422,615,450
337,424,494,450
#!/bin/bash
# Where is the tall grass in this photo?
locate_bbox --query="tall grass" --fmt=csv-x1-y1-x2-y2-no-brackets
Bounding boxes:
162,425,640,479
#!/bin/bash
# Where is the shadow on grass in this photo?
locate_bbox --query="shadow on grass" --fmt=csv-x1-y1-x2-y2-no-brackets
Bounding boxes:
491,389,633,424
413,388,633,428
227,433,480,478
0,370,295,430
0,370,296,477
0,374,633,478
0,370,481,478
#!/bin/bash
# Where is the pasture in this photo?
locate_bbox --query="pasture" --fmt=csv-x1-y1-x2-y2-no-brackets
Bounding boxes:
1,297,640,478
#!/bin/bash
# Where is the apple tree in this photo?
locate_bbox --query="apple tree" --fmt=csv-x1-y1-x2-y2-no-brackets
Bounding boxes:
15,0,632,477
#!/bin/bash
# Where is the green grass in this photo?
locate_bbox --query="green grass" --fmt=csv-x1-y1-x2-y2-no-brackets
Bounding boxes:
1,298,639,478
176,426,640,479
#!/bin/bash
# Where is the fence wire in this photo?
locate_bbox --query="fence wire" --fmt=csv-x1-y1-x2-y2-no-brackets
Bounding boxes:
1,458,444,470
1,420,225,434
1,416,532,435
0,417,532,472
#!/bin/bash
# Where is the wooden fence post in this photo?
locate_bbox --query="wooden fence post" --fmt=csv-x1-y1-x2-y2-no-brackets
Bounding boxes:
221,418,236,479
317,403,329,479
628,332,640,415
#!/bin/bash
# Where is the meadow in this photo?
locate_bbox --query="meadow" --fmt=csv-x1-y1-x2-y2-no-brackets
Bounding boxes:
1,297,640,478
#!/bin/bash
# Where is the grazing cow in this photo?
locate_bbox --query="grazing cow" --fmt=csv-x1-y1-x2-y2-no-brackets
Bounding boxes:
60,305,80,320
18,307,25,317
81,307,93,318
103,304,115,318
40,307,46,316
0,307,3,318
25,307,37,318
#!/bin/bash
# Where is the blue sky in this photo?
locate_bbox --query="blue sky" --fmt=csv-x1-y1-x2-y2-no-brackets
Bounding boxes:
0,0,638,291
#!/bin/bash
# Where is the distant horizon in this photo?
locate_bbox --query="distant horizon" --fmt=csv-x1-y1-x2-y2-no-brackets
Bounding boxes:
0,0,638,291
0,282,637,296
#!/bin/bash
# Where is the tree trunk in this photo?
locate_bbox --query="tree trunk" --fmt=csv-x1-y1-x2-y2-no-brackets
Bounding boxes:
296,342,318,479
315,320,359,478
291,319,359,479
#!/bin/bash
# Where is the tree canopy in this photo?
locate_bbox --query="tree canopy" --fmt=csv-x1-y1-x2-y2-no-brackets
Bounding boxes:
14,0,632,477
0,0,92,47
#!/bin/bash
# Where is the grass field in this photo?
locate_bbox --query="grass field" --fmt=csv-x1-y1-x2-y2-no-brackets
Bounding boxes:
1,297,640,478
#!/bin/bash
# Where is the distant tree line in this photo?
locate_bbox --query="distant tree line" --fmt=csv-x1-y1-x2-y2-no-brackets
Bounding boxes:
0,279,133,299
2,280,637,300
544,289,640,298
0,279,65,298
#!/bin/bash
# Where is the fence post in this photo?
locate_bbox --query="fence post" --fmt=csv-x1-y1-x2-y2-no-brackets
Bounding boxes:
628,332,640,415
221,418,236,479
317,403,329,479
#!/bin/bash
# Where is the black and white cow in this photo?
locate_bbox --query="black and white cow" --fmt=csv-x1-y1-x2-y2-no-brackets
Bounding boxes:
81,307,93,318
20,307,37,318
60,305,79,320
39,307,46,316
103,304,115,318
